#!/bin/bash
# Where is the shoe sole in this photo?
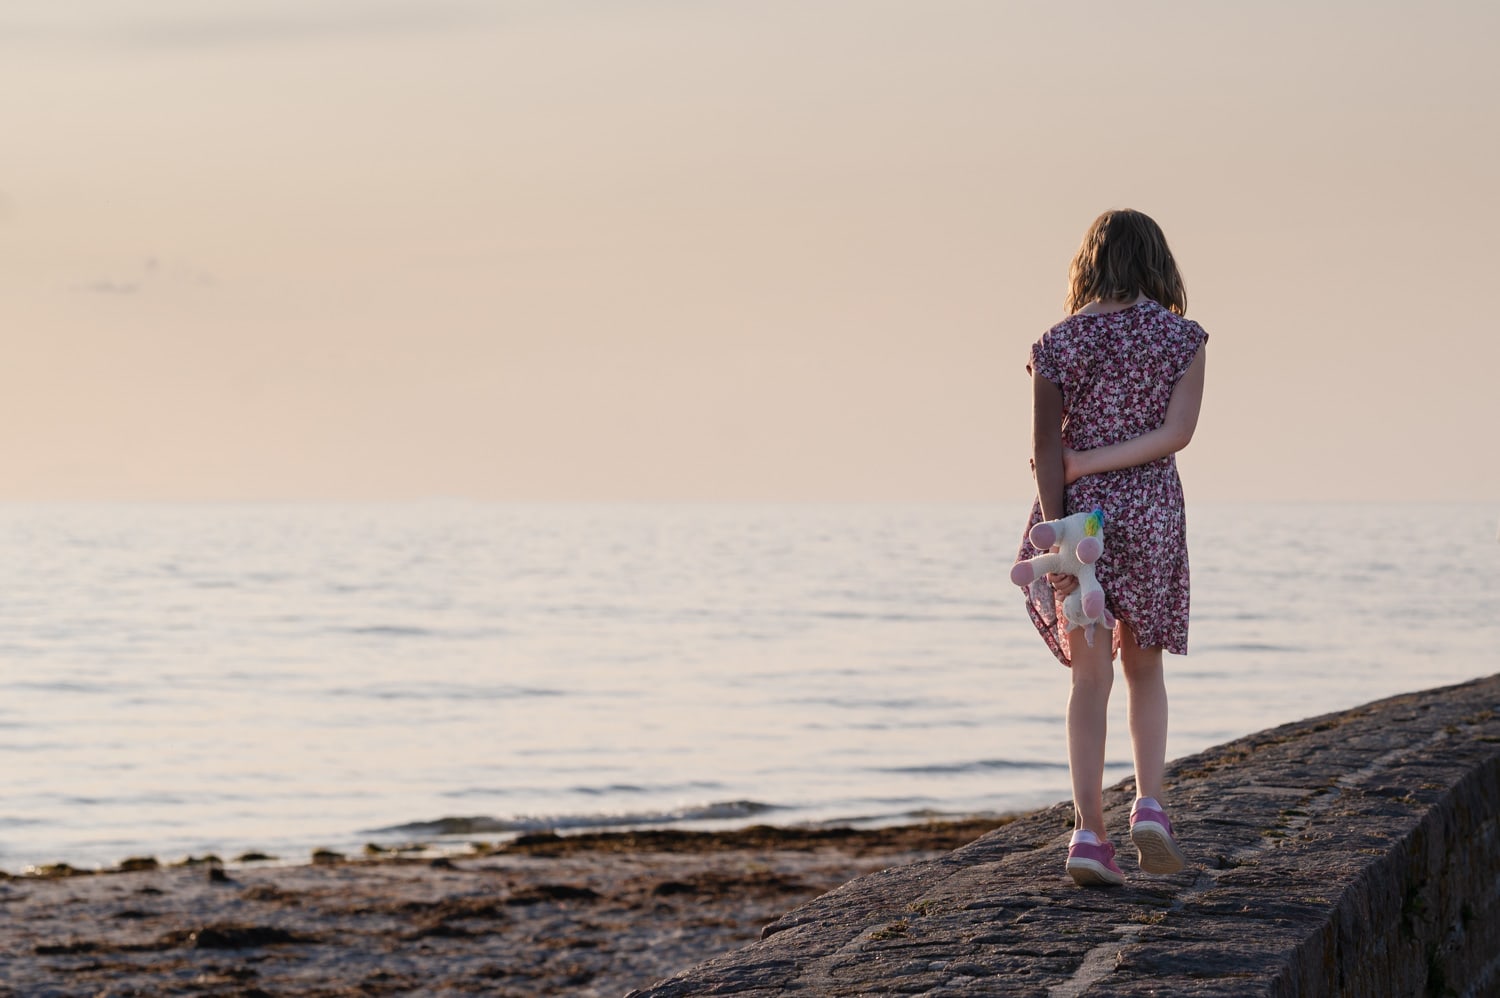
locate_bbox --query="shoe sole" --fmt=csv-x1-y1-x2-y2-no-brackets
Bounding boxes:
1066,858,1124,887
1131,821,1186,874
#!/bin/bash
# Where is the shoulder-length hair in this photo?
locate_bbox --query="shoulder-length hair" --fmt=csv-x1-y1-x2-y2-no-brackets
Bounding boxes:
1065,209,1187,316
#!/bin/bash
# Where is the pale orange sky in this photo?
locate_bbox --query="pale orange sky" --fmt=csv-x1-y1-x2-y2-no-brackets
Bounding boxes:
1,1,1496,501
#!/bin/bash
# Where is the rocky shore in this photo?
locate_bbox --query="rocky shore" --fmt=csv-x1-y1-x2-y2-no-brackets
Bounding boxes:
0,819,999,997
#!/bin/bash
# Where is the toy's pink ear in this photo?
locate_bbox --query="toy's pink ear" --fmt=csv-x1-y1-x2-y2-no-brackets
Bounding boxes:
1029,522,1058,548
1075,536,1102,563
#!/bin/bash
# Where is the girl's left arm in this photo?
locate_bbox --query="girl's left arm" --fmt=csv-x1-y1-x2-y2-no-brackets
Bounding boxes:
1063,346,1206,483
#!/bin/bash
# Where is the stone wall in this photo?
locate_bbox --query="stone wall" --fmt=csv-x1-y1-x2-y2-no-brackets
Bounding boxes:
1275,750,1500,997
631,674,1500,996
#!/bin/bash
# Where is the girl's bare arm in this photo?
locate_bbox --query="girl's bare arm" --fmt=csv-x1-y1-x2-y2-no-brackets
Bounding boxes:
1032,373,1067,521
1063,346,1206,483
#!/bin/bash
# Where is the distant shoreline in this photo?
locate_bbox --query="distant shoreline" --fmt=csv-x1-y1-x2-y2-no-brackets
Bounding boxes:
3,814,1008,880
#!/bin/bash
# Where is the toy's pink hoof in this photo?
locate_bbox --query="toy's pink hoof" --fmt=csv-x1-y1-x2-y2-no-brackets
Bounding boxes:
1029,522,1058,548
1082,590,1105,620
1102,608,1117,629
1010,562,1036,587
1075,536,1102,563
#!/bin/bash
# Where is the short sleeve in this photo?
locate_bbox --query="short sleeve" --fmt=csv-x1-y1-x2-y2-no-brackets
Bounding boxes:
1173,321,1208,380
1027,336,1062,384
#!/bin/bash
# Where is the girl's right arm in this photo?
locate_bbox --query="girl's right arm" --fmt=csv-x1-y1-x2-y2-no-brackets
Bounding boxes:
1064,346,1206,483
1033,372,1081,597
1032,373,1068,521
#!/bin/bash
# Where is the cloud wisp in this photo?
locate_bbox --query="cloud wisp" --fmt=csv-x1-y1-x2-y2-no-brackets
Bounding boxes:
72,256,215,298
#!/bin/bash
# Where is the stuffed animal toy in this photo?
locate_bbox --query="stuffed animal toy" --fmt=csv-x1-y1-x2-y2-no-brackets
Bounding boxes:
1011,508,1116,647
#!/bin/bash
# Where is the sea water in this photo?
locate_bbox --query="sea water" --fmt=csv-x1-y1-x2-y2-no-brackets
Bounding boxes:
1,501,1495,873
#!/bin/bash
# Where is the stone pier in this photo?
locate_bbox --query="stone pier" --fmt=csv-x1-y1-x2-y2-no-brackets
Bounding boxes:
631,674,1500,996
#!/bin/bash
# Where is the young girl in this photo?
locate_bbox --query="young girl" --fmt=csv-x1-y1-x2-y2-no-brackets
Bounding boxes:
1017,209,1207,887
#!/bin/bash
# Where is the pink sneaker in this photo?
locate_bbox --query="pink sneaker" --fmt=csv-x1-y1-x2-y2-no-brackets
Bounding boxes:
1130,800,1186,874
1066,837,1124,887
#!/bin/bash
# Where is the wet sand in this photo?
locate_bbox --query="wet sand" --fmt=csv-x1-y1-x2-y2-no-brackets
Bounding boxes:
0,818,1003,997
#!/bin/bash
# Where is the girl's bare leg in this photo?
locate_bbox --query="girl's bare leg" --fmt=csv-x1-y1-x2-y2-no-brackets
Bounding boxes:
1066,627,1115,837
1119,624,1167,803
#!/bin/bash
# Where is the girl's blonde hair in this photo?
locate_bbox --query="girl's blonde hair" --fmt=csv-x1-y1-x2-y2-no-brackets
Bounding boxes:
1065,209,1187,316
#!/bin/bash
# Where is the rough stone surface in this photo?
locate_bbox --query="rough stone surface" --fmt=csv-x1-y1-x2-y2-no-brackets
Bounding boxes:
630,674,1500,997
0,824,991,997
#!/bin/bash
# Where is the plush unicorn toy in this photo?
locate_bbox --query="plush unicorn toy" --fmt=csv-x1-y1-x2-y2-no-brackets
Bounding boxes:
1011,508,1116,647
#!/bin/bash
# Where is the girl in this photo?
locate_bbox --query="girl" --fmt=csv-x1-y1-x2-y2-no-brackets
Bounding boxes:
1017,209,1207,887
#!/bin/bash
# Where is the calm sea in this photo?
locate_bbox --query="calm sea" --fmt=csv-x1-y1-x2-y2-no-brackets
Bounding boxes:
1,502,1496,873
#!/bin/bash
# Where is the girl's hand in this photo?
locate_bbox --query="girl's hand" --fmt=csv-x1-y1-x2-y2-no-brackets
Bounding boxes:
1062,448,1081,485
1047,571,1079,597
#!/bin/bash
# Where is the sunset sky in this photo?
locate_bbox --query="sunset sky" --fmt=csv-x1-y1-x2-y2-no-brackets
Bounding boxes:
2,0,1496,501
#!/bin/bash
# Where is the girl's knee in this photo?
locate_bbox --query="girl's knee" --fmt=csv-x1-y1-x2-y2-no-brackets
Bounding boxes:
1071,662,1112,688
1069,646,1115,690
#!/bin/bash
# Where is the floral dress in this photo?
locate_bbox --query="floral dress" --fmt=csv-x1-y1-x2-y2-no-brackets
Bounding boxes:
1018,300,1208,666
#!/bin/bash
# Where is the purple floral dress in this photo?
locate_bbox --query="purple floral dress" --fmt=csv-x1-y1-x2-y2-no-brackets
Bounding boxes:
1018,300,1208,666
